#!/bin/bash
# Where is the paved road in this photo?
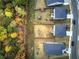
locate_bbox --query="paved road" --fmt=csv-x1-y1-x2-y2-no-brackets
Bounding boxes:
70,0,78,59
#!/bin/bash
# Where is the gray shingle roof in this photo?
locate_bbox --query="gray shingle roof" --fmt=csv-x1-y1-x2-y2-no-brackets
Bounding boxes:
53,7,67,20
44,42,65,55
45,0,64,7
54,24,66,36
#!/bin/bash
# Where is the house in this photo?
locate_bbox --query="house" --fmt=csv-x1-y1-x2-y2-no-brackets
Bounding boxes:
51,7,67,20
43,42,65,55
53,24,66,36
45,0,64,7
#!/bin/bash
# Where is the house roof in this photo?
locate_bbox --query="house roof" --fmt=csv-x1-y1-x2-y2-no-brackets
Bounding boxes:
45,0,64,7
54,7,67,19
54,24,66,36
44,43,65,55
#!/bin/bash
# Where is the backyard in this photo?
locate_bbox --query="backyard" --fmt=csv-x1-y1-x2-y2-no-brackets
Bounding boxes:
34,0,70,59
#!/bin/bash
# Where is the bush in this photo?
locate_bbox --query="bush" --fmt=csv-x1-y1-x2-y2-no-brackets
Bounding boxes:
0,54,4,59
1,17,12,27
7,26,18,33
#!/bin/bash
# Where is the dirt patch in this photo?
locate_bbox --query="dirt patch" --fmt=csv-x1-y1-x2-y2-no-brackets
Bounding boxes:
35,9,51,21
35,0,46,9
34,25,53,38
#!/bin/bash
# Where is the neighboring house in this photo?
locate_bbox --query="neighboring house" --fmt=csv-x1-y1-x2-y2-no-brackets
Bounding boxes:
51,7,67,20
43,42,65,55
53,24,66,37
45,0,64,7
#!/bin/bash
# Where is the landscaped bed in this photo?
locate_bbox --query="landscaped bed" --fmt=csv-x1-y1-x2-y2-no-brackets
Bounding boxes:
0,0,28,59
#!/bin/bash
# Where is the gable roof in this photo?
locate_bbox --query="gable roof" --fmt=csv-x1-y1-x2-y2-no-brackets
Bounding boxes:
45,0,64,7
53,24,66,36
44,42,65,55
53,7,67,20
